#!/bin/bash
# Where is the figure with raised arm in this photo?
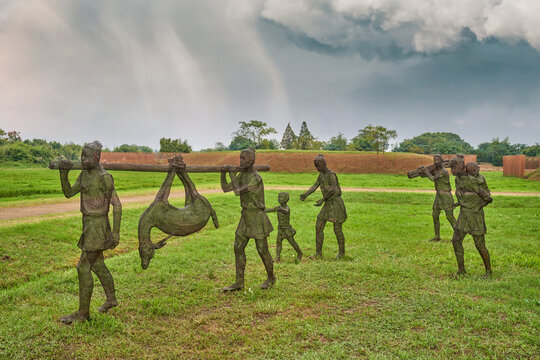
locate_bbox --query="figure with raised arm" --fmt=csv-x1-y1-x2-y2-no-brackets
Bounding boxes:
300,154,347,259
266,192,303,263
221,148,275,291
57,141,122,324
419,154,456,241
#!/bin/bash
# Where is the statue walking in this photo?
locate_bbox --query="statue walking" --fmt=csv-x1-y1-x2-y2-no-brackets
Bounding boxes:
57,141,122,323
266,192,303,263
300,154,347,259
450,156,493,276
221,148,276,291
419,154,456,241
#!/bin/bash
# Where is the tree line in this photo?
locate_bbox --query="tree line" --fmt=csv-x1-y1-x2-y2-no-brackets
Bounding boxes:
1,125,538,167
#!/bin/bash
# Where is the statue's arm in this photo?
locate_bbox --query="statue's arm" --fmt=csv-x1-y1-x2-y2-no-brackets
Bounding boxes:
60,170,81,198
221,171,234,193
277,205,290,214
105,174,122,246
233,173,261,196
265,205,280,213
300,177,320,201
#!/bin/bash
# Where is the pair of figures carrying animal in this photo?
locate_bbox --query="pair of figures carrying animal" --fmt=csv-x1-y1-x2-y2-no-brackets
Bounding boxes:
419,154,492,276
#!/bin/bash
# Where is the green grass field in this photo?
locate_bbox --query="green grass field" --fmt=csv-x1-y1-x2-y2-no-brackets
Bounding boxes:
0,168,538,206
1,188,538,359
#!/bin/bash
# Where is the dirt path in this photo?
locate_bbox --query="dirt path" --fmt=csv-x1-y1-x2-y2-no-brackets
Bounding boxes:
0,187,538,221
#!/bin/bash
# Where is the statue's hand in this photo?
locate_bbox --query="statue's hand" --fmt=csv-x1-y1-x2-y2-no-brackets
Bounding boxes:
314,199,324,206
112,232,120,248
58,159,73,170
299,193,307,201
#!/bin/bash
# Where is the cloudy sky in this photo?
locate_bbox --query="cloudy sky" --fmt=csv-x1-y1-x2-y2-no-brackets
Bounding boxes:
1,0,539,150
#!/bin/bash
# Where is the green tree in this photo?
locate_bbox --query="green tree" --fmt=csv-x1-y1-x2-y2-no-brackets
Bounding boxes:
280,123,297,149
228,136,255,150
297,121,316,150
113,144,153,153
324,133,348,151
522,144,540,157
476,137,522,166
394,132,473,154
159,138,192,153
352,125,397,154
232,120,277,149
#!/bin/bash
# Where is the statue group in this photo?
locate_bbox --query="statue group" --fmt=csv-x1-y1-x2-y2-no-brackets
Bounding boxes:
53,142,492,324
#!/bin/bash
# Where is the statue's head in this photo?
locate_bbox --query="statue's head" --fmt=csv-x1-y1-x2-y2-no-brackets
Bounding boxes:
450,155,465,176
314,154,327,172
139,242,155,270
240,147,255,170
466,162,480,176
278,192,289,205
433,154,443,165
81,141,102,170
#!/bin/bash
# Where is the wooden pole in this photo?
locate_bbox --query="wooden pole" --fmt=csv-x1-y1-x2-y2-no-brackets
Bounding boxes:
48,162,270,173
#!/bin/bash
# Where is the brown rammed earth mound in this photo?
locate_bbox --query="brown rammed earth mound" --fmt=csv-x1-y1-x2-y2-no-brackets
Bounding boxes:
100,152,445,175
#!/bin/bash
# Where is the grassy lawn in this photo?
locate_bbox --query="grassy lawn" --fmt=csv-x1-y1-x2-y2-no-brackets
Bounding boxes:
0,190,538,359
0,168,538,206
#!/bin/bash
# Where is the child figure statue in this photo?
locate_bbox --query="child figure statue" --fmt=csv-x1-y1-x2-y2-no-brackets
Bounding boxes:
57,141,122,323
265,192,303,263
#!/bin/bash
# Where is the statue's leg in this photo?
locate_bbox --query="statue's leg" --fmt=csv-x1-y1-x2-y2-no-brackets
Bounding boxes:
473,235,492,275
287,236,303,263
223,234,249,291
333,222,345,259
444,209,457,228
92,252,118,313
176,170,198,206
313,218,326,259
153,169,176,203
451,230,467,274
60,251,100,324
255,237,276,289
275,236,283,262
431,209,441,241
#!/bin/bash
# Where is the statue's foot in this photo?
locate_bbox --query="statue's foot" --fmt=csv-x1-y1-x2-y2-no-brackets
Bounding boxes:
429,237,441,242
222,283,244,292
98,299,118,313
336,252,345,260
456,269,466,276
310,253,323,260
482,270,493,278
295,252,303,264
59,311,89,324
259,277,276,290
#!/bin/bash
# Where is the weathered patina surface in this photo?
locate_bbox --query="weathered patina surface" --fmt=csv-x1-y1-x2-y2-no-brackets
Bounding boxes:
266,192,303,263
221,148,275,291
54,141,122,324
300,154,346,259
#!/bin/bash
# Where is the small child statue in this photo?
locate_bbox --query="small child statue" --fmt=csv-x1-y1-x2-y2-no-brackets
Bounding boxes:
265,192,303,263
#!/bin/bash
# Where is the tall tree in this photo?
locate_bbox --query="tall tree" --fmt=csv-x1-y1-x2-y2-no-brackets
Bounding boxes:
113,144,153,153
297,121,315,150
280,123,297,149
159,138,192,153
476,137,522,166
232,120,277,148
353,125,397,154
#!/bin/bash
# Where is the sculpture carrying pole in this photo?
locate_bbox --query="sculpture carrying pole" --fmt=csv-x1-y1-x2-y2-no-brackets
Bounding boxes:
49,162,270,173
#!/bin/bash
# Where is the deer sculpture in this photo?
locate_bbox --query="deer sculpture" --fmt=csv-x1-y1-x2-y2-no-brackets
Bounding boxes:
138,155,219,269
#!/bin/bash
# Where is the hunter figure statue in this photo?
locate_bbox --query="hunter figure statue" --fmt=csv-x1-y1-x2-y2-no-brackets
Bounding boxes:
57,141,122,324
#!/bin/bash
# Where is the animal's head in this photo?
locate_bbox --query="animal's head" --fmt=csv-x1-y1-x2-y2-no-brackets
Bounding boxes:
139,242,155,270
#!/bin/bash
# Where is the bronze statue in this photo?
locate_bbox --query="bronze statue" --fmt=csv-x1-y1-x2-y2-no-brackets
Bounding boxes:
300,154,347,259
221,148,276,291
265,192,303,263
450,156,493,276
137,155,219,270
418,154,456,241
56,141,122,324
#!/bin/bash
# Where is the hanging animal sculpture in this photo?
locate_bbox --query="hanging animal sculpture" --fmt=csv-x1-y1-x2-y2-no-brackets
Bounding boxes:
138,156,219,269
